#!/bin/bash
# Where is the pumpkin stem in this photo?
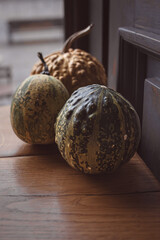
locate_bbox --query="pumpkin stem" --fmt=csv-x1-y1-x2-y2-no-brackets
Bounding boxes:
62,24,94,53
37,52,50,75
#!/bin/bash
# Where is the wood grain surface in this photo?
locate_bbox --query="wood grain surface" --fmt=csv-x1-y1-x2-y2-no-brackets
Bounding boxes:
1,193,160,240
0,106,160,240
0,154,160,196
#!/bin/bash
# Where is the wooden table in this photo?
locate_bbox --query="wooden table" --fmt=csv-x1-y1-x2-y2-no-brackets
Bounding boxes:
0,106,160,240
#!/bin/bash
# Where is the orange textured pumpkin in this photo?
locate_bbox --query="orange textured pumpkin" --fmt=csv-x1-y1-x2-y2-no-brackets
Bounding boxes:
31,24,107,94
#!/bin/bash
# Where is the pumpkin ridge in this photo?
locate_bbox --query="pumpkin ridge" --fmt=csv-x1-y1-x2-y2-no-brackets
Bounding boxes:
112,91,140,162
57,86,102,172
96,89,119,172
109,91,126,169
55,99,73,159
11,77,33,142
123,103,140,161
85,86,105,171
77,88,101,172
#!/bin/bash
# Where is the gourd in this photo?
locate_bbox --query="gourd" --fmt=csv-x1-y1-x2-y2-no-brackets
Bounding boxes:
55,84,141,174
10,53,69,144
31,24,107,94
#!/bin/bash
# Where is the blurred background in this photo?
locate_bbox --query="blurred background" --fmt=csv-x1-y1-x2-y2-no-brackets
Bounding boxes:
0,0,64,105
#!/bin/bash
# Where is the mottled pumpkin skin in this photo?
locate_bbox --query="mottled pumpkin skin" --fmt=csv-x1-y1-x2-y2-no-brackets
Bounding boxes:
10,74,69,144
31,48,107,94
55,84,141,174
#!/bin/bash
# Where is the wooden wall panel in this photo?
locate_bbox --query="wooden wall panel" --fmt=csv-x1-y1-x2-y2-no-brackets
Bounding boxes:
135,0,160,35
89,0,103,62
140,78,160,181
108,0,134,89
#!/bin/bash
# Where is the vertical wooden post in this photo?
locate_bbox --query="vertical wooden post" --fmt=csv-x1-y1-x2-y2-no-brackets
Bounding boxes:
64,0,90,52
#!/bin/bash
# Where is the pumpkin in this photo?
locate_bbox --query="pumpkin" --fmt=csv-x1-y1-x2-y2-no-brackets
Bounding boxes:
31,24,107,94
55,84,141,174
10,53,69,144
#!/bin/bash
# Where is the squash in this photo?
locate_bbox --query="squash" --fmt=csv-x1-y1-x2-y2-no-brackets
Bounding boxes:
10,53,69,144
55,84,141,174
31,24,107,94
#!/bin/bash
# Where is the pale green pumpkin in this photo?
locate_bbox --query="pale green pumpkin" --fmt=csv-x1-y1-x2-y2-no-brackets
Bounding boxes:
10,74,69,144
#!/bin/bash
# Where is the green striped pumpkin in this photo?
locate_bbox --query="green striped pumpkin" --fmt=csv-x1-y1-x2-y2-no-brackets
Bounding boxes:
10,74,69,144
55,84,141,174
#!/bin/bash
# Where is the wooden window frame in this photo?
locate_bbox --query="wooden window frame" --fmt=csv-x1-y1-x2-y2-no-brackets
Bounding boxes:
118,27,160,181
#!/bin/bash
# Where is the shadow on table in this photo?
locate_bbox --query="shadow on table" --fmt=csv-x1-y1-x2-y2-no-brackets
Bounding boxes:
10,142,59,157
15,151,160,208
